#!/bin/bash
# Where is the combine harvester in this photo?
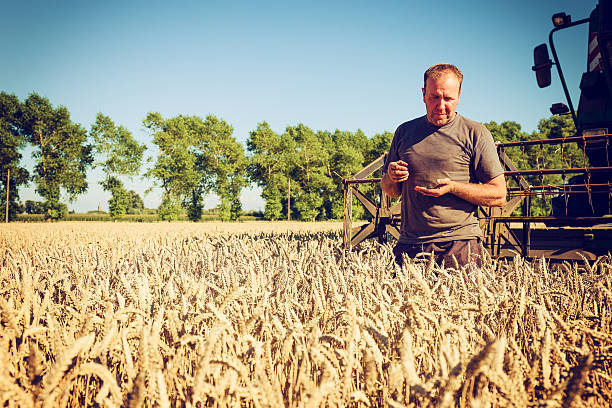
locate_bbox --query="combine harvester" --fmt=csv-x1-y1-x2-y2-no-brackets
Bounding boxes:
343,0,612,261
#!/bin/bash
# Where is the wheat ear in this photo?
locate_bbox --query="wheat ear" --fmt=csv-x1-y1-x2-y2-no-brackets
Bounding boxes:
41,333,95,408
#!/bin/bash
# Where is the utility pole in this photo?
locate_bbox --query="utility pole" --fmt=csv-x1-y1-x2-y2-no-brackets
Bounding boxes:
5,168,9,223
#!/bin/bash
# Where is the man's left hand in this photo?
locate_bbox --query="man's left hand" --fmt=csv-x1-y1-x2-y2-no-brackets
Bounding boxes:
414,178,454,197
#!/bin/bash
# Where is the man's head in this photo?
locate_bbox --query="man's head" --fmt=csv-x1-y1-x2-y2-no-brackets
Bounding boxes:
422,63,463,126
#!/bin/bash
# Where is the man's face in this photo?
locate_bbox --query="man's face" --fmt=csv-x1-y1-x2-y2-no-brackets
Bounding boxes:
422,73,461,126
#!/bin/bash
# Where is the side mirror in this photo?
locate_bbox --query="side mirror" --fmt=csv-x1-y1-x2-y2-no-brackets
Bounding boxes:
550,102,570,115
532,43,553,88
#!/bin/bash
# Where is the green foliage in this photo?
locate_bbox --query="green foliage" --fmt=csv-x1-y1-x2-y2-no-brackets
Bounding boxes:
198,115,247,221
20,93,92,220
145,112,247,222
0,191,27,222
44,200,67,220
247,122,390,221
218,196,232,221
144,113,203,198
486,115,579,216
284,124,333,221
15,202,25,214
0,92,29,221
91,113,146,178
261,185,282,220
158,193,184,221
217,188,242,221
17,210,261,222
91,113,145,219
530,116,581,216
326,129,368,220
107,180,130,219
365,131,394,166
294,190,324,221
25,200,45,214
127,190,144,214
247,122,287,220
485,120,532,171
8,89,586,225
186,186,204,221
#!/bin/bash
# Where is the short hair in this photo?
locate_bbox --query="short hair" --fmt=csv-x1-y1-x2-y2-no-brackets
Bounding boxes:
423,63,463,90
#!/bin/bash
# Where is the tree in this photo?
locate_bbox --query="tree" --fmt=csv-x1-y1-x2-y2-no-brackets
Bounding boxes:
325,129,368,219
279,131,298,220
145,113,247,221
90,113,146,219
186,186,204,221
531,115,581,216
106,177,130,219
20,93,92,220
365,131,394,165
248,124,394,221
198,115,248,221
0,92,29,221
485,120,532,171
247,122,286,220
126,190,144,214
158,192,183,221
486,120,534,214
15,201,25,214
25,200,45,214
144,113,202,220
283,124,333,221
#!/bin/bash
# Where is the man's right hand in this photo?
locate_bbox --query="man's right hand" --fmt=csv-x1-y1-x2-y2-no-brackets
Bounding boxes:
381,160,409,198
387,160,409,183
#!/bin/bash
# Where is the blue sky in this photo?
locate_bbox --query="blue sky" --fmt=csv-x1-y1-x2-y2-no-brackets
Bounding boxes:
1,0,596,212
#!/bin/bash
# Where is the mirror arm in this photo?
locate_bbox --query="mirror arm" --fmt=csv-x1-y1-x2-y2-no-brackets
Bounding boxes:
548,18,589,132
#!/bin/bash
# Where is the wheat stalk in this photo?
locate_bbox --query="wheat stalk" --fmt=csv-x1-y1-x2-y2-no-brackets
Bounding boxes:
40,333,95,408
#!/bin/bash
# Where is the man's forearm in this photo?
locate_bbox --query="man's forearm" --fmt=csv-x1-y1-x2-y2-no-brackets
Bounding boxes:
448,180,506,207
414,174,507,207
381,173,402,198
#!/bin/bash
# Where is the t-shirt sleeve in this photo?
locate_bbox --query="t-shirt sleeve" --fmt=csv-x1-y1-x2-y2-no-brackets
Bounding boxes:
472,126,505,183
382,126,401,174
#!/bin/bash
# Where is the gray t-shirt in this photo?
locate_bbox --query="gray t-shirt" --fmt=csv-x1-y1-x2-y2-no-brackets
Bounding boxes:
383,114,504,244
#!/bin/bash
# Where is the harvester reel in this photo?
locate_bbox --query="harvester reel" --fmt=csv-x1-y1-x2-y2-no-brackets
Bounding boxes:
343,154,401,249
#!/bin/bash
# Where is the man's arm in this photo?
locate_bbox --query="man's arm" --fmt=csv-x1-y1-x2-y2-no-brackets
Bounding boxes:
414,173,506,207
381,160,409,198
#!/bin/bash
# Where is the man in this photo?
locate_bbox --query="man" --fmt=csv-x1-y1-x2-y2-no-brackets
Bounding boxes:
381,63,506,267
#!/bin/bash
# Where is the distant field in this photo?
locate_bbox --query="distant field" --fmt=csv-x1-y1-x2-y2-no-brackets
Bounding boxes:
15,213,264,222
5,220,343,235
1,222,610,407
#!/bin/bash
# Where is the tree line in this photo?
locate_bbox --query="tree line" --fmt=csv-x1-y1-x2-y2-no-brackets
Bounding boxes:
0,91,577,222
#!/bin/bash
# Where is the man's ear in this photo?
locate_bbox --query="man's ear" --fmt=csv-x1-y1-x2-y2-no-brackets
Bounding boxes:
422,87,426,103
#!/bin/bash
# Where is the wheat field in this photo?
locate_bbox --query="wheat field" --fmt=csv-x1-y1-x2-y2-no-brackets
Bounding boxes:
0,221,611,407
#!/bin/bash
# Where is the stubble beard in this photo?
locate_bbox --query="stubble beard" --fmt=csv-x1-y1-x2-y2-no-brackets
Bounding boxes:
428,111,456,127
